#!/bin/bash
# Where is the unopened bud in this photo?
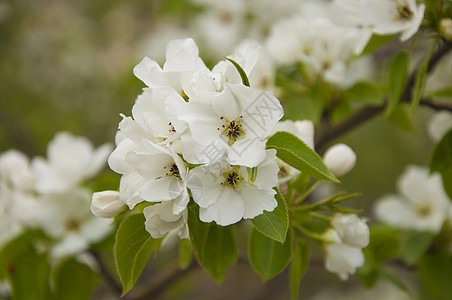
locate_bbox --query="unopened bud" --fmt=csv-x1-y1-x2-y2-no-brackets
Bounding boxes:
440,18,452,42
323,144,356,177
91,191,125,218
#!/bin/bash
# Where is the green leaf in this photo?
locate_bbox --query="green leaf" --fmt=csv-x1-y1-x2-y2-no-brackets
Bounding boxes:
387,103,415,131
399,231,433,265
418,254,452,300
426,87,452,99
364,225,400,263
251,188,289,244
187,202,237,283
290,238,310,300
0,229,46,279
225,57,250,87
203,224,237,283
187,201,211,265
114,214,162,296
361,34,395,56
410,59,428,114
386,51,410,117
248,166,258,184
440,168,452,200
179,239,193,270
249,227,293,282
430,129,452,174
343,81,385,106
8,250,51,300
266,131,339,182
52,258,98,300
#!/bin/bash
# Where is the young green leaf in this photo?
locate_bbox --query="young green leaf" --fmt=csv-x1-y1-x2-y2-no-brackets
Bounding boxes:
114,213,162,296
203,224,238,283
361,34,395,56
187,202,237,283
179,239,193,270
343,81,385,106
187,201,211,265
399,231,433,265
225,57,250,87
410,59,428,114
386,51,410,117
8,250,51,300
419,254,452,300
430,129,452,174
426,87,452,99
387,103,415,131
0,229,46,279
251,188,289,244
249,227,293,282
290,238,310,300
52,258,98,300
266,131,339,182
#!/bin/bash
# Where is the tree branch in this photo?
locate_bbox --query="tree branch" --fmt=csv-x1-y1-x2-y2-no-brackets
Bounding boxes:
89,250,122,295
315,40,452,150
129,259,198,300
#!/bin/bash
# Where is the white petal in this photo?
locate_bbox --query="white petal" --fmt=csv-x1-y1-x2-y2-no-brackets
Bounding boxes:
163,38,200,72
325,243,364,280
125,151,173,179
253,149,279,190
119,173,146,208
140,176,182,202
239,186,277,219
228,138,267,167
199,187,245,226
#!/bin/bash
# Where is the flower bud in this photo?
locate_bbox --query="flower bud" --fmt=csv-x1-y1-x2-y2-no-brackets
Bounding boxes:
323,144,356,177
440,18,452,42
91,191,125,218
331,213,369,248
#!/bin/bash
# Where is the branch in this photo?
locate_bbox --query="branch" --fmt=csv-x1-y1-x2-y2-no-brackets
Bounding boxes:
89,250,122,295
315,40,452,150
129,259,198,300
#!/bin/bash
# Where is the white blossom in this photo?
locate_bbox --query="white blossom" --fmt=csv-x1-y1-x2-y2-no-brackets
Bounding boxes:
143,201,189,239
323,144,357,177
324,214,369,280
31,132,112,194
375,165,450,233
187,150,279,226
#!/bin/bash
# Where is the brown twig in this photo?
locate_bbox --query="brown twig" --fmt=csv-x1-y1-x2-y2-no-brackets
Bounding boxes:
128,259,199,300
315,40,452,150
89,250,123,295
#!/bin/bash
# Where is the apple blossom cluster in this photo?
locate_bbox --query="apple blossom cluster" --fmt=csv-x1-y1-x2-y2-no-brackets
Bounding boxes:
92,38,287,237
0,132,113,259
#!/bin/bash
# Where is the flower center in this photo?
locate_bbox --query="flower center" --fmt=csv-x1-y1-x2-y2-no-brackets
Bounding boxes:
218,116,245,146
165,163,180,178
168,122,176,133
65,218,80,232
397,4,413,20
416,203,432,217
222,170,243,189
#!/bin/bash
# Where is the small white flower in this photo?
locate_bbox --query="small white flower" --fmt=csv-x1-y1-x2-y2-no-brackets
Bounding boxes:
325,240,365,280
91,191,126,218
323,144,357,177
34,189,113,259
143,201,189,239
0,150,35,192
374,165,450,233
361,0,425,41
31,132,112,194
187,150,279,226
179,83,283,167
